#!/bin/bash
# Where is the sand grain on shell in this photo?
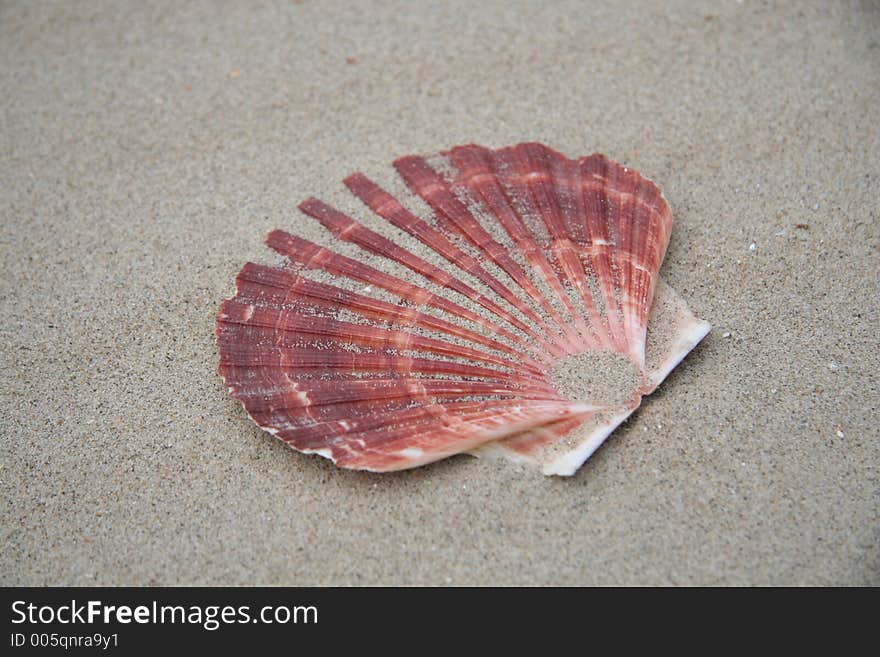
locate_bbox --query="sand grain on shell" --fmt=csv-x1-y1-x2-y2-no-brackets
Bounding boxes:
550,350,641,406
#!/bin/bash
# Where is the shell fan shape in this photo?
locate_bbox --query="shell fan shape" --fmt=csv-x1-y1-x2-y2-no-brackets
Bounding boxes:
217,143,709,475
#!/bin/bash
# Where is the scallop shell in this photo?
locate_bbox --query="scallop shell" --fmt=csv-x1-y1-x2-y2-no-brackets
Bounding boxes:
216,142,710,475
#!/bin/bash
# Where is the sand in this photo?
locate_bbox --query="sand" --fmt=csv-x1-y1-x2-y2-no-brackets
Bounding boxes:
551,352,641,406
2,1,878,585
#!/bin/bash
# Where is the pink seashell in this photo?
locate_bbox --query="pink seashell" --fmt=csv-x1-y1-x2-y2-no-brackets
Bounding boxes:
216,142,709,475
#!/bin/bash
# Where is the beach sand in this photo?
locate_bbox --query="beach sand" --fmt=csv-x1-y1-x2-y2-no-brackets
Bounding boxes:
2,0,877,585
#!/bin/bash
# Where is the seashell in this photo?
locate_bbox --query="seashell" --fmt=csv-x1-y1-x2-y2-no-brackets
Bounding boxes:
216,142,710,475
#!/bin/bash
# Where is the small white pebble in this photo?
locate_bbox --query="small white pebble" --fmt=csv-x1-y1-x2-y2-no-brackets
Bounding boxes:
775,229,785,236
722,331,731,338
829,361,840,371
771,388,778,394
643,426,648,432
813,203,819,210
749,242,757,251
836,430,844,438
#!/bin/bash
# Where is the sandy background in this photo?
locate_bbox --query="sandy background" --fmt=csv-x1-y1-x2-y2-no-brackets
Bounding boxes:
2,0,878,585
